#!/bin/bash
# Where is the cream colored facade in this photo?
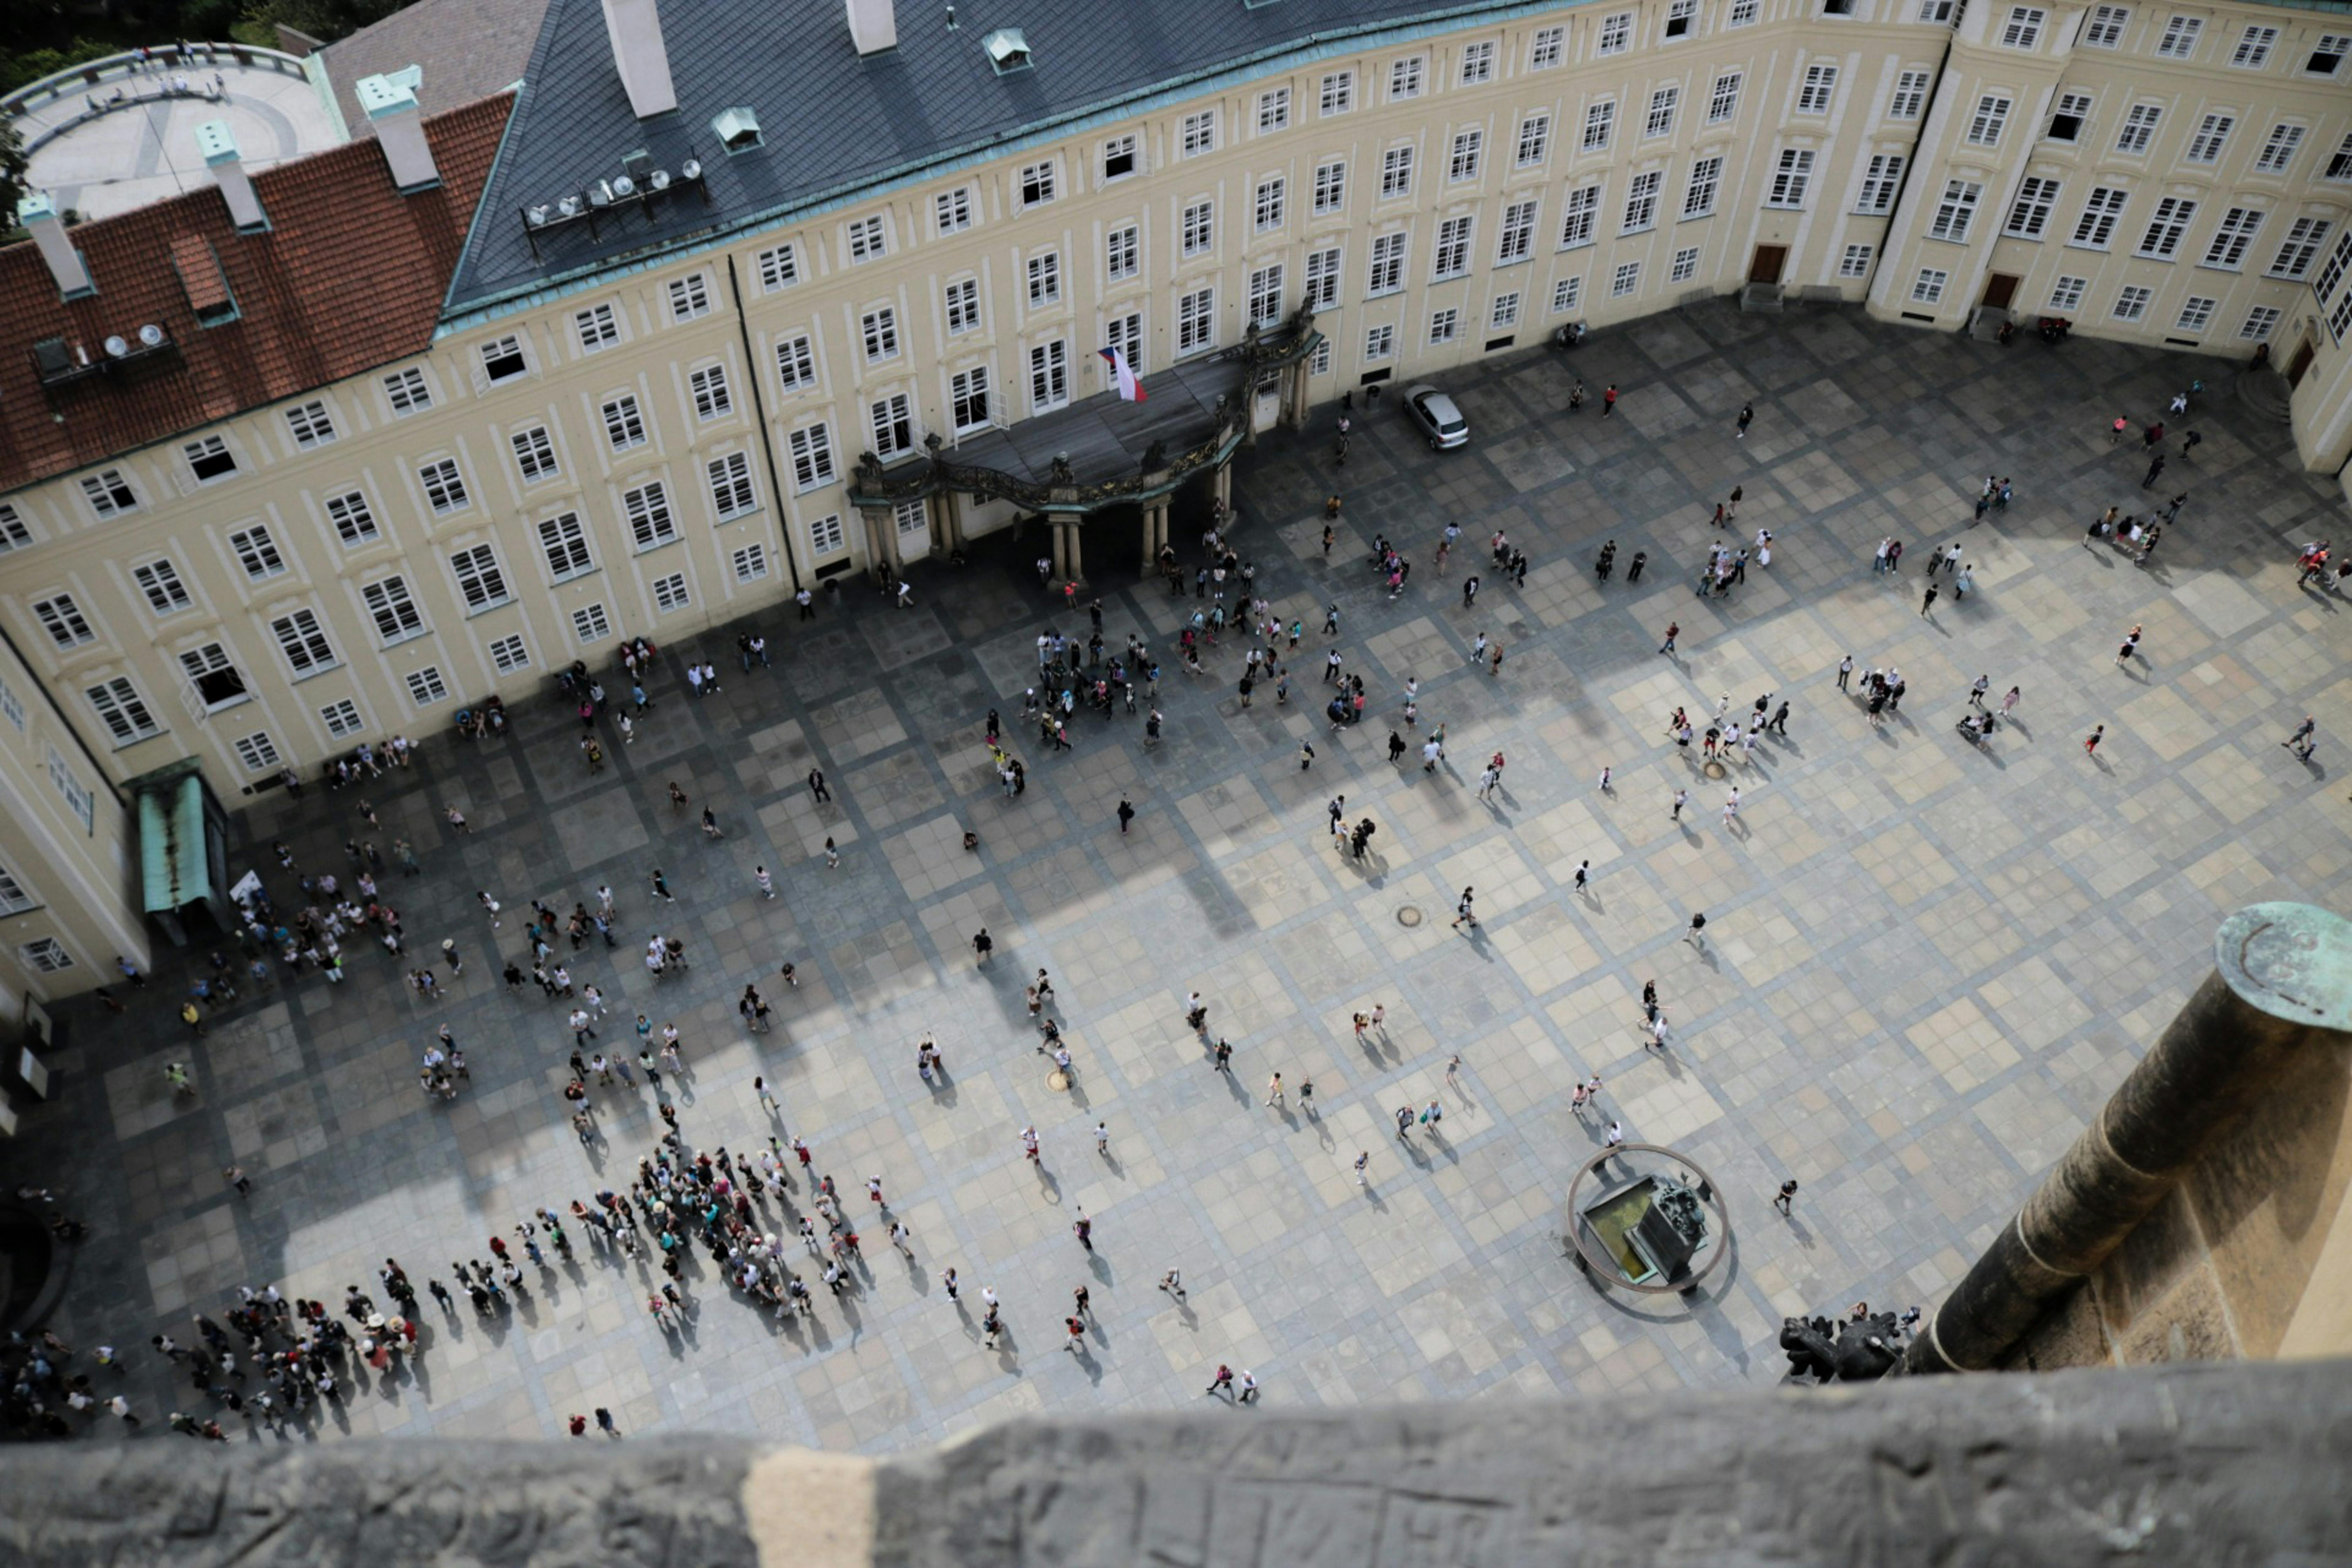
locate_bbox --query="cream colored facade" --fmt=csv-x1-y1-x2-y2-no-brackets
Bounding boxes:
0,625,147,1007
2,0,2350,993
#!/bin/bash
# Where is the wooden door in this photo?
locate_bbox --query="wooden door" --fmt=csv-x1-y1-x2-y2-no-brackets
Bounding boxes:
1748,245,1788,284
2287,342,2315,387
1981,273,2021,310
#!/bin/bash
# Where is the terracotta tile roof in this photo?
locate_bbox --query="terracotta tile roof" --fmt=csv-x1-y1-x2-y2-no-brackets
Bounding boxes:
0,93,514,494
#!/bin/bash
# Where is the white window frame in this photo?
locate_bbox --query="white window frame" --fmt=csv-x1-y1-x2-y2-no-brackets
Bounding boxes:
1797,64,1837,115
709,451,760,516
512,424,559,482
330,493,383,552
652,575,690,615
87,676,161,745
666,273,712,321
228,524,287,581
538,513,595,581
362,576,428,644
756,243,801,291
384,365,433,411
1927,179,1983,243
1710,72,1744,124
450,542,510,612
573,305,620,353
271,608,336,676
624,480,679,548
2004,175,2059,237
689,364,733,420
418,458,468,514
1314,160,1347,214
285,399,337,448
1684,156,1723,219
601,393,648,451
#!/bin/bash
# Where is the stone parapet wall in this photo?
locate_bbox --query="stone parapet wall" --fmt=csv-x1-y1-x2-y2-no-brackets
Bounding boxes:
3,1360,2347,1567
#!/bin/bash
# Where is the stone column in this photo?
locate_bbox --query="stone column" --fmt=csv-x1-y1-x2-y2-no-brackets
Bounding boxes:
1908,903,2352,1374
1140,502,1164,573
1213,461,1232,513
1063,519,1084,584
859,506,900,581
937,490,964,553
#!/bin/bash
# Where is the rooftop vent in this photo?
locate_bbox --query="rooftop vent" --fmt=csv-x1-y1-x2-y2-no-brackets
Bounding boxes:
712,106,761,153
195,120,268,232
847,0,898,53
601,0,678,119
355,69,441,192
15,192,94,298
982,27,1031,72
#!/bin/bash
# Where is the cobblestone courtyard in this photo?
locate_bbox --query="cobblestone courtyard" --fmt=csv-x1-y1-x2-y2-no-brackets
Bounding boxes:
9,302,2350,1450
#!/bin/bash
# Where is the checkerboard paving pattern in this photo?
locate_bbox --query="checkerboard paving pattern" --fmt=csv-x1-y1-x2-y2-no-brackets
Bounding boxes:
13,301,2350,1450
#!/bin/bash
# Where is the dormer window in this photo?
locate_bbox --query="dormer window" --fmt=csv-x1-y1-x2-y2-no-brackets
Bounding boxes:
983,28,1030,72
712,107,761,153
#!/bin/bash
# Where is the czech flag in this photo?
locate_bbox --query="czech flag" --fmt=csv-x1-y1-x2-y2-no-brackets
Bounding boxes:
1099,346,1146,403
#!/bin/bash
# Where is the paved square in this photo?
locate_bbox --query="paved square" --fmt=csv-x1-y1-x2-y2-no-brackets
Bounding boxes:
11,302,2350,1448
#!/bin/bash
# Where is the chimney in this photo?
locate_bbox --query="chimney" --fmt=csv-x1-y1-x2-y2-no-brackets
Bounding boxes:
195,121,268,231
15,192,94,298
847,0,897,53
356,69,440,191
601,0,678,119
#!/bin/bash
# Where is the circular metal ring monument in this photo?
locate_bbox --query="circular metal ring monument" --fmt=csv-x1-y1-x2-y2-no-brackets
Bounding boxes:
1564,1142,1732,1295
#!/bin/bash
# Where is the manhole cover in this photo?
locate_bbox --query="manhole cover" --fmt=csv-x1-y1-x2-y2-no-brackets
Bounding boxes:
1397,906,1424,927
1701,760,1726,779
1047,1069,1072,1091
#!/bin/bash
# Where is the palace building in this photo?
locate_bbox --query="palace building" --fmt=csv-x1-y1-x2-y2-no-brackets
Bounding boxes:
1,0,2349,1000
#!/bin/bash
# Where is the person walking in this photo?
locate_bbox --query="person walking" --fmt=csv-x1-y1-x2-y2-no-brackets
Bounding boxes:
2115,626,2141,668
808,769,831,803
1658,621,1679,656
2083,723,2105,757
1116,798,1136,834
1451,886,1477,930
1735,402,1753,439
1920,582,1938,617
1602,383,1619,418
1683,912,1707,950
1773,1179,1798,1215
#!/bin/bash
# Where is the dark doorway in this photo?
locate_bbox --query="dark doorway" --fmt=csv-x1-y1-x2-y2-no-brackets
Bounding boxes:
1981,273,2020,311
2287,341,2314,388
1748,245,1788,285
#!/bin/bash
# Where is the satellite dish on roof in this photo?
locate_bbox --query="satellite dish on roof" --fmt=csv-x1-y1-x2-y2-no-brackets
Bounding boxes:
649,168,670,190
611,174,635,197
528,203,551,226
138,324,164,346
557,195,581,217
104,335,129,358
681,158,702,181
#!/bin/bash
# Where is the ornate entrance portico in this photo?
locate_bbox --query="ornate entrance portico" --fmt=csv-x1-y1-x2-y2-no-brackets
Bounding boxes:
848,307,1321,585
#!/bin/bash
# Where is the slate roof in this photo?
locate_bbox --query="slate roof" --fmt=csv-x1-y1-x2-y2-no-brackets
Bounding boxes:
0,94,514,494
316,0,551,141
446,0,1513,315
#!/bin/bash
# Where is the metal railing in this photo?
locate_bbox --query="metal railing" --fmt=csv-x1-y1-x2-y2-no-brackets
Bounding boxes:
5,43,311,155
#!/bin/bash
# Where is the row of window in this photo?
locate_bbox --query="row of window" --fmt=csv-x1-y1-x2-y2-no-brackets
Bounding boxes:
0,667,95,853
1905,261,2294,344
2073,8,2349,74
46,523,791,758
1984,177,2338,279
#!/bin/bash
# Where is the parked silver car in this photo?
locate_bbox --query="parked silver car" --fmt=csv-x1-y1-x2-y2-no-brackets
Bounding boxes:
1403,384,1470,450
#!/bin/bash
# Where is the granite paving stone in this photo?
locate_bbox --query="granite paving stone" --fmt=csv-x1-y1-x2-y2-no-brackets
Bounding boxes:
7,301,2348,1454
